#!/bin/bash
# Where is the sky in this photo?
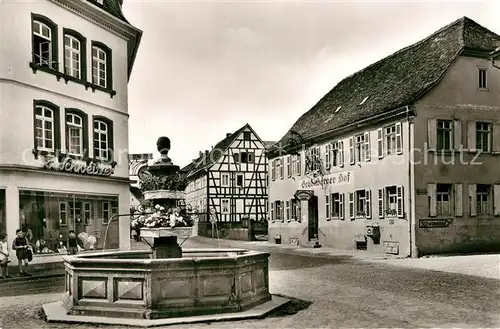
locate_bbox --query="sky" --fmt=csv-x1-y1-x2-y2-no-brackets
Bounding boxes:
122,0,499,168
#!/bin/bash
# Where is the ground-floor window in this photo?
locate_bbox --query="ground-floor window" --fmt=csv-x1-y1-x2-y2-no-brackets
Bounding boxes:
19,189,118,255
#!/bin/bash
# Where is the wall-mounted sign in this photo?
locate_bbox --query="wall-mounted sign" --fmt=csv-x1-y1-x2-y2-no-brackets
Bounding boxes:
299,171,353,189
294,189,314,201
416,188,427,195
384,241,399,255
43,156,114,177
419,219,451,228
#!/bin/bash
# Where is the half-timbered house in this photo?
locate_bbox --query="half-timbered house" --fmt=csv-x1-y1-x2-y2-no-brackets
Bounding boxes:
184,124,270,240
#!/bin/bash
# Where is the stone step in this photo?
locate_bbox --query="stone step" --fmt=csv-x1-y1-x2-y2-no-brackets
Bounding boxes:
0,271,65,296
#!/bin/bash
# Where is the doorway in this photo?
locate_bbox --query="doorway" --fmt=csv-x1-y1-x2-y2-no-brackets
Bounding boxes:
308,195,319,241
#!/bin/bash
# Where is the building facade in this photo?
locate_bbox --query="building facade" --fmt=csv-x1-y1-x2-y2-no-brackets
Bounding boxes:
0,0,141,265
184,124,269,239
267,17,500,257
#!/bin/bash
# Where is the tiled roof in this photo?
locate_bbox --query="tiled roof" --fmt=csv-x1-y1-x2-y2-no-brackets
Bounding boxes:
87,0,128,22
263,141,277,149
273,16,500,151
187,124,249,178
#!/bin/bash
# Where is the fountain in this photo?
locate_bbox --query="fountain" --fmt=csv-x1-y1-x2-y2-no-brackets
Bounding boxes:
42,137,288,327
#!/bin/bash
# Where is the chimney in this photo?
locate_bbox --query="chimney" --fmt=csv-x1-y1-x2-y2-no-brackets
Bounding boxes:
226,133,231,138
205,150,209,157
199,151,203,157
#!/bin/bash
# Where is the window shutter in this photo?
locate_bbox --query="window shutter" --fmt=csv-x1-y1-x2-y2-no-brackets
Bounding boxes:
365,189,371,218
427,119,437,151
395,122,403,155
494,184,500,216
427,183,437,217
297,154,301,176
280,158,284,179
468,184,477,217
339,141,344,167
377,128,384,159
316,147,321,172
348,192,354,220
339,193,344,220
454,184,463,217
397,185,404,218
304,150,310,174
270,202,274,222
287,155,291,177
349,137,355,164
467,121,476,152
286,201,290,222
364,132,371,162
325,195,330,220
325,144,331,169
281,201,285,222
297,201,302,222
453,120,462,150
271,160,276,181
492,124,500,153
378,188,385,218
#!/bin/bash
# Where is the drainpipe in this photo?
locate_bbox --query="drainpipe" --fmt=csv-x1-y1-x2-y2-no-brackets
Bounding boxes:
406,105,418,258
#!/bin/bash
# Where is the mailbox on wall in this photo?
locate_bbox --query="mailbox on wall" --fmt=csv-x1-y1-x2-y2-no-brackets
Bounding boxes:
365,225,380,238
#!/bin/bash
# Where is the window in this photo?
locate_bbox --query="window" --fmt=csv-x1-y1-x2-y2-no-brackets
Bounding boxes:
290,198,300,221
69,201,83,224
221,173,229,187
437,120,453,151
306,147,320,172
59,202,68,226
31,14,58,71
330,193,344,219
331,142,339,167
385,125,396,155
478,69,487,89
476,184,490,215
236,174,244,187
92,46,107,88
271,160,276,181
286,201,290,221
248,152,254,163
102,202,110,224
350,189,371,219
287,155,292,177
436,184,452,215
274,201,283,221
476,122,491,152
83,202,92,225
233,153,240,163
355,134,365,162
93,117,113,161
63,30,87,80
35,105,55,151
221,199,229,214
378,186,404,218
66,113,83,156
295,154,301,176
243,131,251,141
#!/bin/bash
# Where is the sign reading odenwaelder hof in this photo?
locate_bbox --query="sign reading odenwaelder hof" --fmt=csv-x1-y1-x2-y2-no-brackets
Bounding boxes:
300,171,353,189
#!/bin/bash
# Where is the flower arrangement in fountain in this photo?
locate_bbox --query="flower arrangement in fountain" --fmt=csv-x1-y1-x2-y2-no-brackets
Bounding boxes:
131,204,193,230
140,173,188,192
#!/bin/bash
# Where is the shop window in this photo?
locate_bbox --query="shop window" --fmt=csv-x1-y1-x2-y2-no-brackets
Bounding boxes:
19,190,119,255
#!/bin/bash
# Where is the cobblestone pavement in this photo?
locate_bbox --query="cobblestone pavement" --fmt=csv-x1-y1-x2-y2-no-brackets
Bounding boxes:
1,241,499,328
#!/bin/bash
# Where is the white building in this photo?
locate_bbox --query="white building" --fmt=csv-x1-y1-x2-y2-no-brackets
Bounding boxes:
0,0,142,264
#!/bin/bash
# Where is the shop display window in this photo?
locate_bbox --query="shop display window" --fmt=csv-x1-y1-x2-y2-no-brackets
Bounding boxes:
19,190,119,255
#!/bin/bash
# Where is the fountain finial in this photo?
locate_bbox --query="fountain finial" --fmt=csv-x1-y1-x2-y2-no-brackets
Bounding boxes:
155,136,172,165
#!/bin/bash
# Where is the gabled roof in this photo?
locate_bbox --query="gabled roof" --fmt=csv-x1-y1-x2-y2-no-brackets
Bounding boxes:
263,141,277,149
87,0,128,22
272,16,500,152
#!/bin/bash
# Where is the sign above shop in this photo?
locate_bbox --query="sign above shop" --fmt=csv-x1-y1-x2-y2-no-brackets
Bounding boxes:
43,156,115,177
299,171,353,189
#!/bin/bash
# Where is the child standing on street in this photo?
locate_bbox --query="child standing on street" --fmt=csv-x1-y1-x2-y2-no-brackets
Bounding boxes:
12,229,31,276
67,230,81,255
0,234,10,278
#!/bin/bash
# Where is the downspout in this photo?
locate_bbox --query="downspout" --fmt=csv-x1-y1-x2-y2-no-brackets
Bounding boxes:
406,105,418,258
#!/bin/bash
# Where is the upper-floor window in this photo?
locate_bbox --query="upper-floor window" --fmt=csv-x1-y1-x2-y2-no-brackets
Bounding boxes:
32,20,53,68
478,68,487,89
64,35,81,79
243,131,251,141
221,173,229,187
476,122,491,152
35,105,55,151
236,174,244,187
385,125,396,155
66,113,83,156
437,120,453,151
240,151,254,163
92,46,107,88
93,117,113,161
354,134,366,162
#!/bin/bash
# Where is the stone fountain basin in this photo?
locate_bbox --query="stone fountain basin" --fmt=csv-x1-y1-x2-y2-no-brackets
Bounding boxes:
63,249,271,320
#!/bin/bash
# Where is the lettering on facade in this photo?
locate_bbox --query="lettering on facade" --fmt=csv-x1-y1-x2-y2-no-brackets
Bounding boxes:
419,219,452,228
416,188,427,195
43,156,114,177
299,171,352,189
